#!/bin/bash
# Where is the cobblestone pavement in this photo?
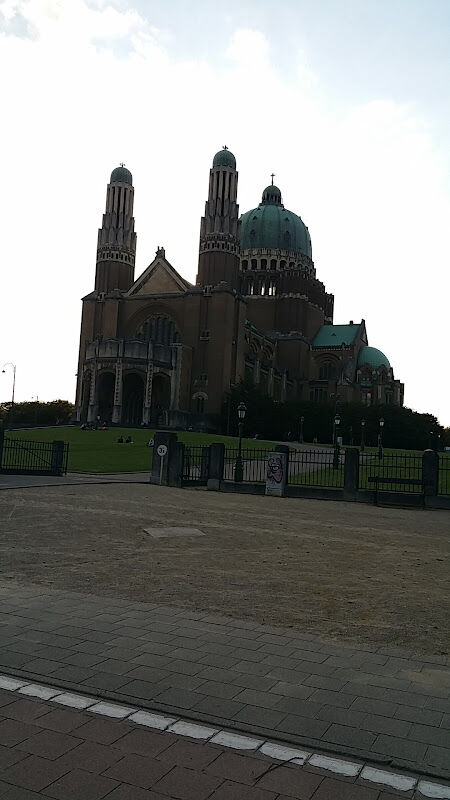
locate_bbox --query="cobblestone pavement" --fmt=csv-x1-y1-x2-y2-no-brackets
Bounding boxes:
0,686,448,799
0,583,449,782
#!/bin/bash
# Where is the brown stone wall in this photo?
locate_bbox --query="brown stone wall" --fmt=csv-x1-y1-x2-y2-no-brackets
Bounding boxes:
197,250,239,289
95,259,134,294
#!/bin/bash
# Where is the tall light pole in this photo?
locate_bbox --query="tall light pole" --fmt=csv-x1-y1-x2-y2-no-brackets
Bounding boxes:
234,401,247,482
378,417,384,461
2,363,16,428
333,412,341,469
360,418,366,452
299,415,304,444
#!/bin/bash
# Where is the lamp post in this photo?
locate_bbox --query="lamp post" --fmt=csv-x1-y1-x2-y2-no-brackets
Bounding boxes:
360,418,366,452
234,401,247,482
2,363,16,428
299,415,304,444
333,412,341,469
378,417,384,461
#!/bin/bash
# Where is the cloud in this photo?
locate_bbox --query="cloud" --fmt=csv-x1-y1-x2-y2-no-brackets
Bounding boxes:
0,0,448,424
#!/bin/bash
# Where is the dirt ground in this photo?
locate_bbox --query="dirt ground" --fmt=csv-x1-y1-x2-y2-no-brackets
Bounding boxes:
0,483,448,655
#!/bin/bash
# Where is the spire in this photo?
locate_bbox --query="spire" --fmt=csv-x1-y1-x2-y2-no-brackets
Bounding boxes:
196,148,240,289
95,166,137,293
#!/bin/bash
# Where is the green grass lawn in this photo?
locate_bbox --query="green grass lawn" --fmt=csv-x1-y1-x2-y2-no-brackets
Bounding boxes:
5,426,275,473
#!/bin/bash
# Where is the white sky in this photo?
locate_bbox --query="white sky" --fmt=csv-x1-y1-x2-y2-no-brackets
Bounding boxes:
1,0,449,425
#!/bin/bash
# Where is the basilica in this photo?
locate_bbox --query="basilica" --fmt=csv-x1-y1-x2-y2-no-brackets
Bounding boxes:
75,147,404,428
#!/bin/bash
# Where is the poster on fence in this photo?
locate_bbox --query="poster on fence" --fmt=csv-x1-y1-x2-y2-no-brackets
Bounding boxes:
265,451,288,497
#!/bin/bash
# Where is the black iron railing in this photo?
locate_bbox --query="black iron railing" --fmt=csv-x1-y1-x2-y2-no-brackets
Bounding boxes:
359,451,422,493
288,448,345,488
182,445,209,485
223,448,273,483
0,438,69,475
439,455,450,495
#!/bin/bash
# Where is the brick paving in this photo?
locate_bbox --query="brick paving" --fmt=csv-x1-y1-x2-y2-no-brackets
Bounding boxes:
0,691,444,799
0,583,449,781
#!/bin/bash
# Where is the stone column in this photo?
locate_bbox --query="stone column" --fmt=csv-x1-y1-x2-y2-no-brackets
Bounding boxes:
87,366,97,422
142,362,154,425
281,371,287,403
268,367,274,397
254,358,261,385
112,360,123,423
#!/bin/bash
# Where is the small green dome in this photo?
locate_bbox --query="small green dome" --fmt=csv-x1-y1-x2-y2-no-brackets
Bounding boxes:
262,185,282,205
213,148,236,169
110,165,133,185
357,346,391,370
240,188,312,258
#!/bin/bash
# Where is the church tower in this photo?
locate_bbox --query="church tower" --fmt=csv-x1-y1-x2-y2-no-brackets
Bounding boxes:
95,165,137,293
196,147,240,289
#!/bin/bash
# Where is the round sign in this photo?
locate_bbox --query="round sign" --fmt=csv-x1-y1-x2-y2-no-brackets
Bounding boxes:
157,444,168,457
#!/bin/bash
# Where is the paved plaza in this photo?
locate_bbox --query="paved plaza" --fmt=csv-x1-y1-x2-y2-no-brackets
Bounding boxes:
0,482,448,796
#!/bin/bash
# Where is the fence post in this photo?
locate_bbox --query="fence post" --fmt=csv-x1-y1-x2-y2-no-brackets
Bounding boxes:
51,441,65,476
343,448,359,500
0,425,4,470
422,449,439,497
168,441,184,488
265,446,289,497
150,432,178,485
207,443,225,490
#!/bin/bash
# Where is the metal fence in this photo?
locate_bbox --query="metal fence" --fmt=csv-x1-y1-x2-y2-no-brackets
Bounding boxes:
288,447,345,488
359,451,423,493
0,438,69,475
223,448,273,483
182,445,209,485
439,455,450,495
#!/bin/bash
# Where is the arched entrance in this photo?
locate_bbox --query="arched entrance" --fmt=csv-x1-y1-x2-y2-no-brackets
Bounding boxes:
122,373,144,425
97,372,115,423
151,373,171,425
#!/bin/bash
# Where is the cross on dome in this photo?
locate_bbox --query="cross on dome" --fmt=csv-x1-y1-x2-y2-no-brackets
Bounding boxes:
270,173,275,185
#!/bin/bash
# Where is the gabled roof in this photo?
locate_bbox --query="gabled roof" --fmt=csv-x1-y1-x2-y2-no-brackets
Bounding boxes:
312,323,359,348
127,251,193,297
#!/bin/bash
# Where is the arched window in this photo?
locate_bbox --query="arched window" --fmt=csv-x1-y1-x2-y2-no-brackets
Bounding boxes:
136,315,179,345
192,392,207,413
270,259,277,270
242,260,248,270
261,258,267,269
251,259,257,269
319,362,336,380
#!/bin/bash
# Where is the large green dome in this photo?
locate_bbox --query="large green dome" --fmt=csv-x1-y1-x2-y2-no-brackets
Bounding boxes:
213,148,236,169
110,165,133,184
240,186,312,258
358,346,391,370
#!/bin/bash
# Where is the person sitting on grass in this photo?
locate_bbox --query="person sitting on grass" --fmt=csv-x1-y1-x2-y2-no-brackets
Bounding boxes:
125,435,133,444
117,435,124,443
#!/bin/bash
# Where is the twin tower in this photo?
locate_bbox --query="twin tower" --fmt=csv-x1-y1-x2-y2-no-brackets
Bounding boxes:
94,149,240,295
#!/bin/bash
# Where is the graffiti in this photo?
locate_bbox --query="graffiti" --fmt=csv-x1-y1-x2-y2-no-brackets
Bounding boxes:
267,455,283,483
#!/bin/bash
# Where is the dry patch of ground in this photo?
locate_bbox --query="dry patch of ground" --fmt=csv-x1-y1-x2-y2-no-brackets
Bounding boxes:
0,484,448,655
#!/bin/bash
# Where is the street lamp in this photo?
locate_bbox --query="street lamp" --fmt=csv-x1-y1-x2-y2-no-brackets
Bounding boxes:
378,417,384,460
299,415,304,444
234,401,247,482
333,412,341,469
360,418,366,452
2,363,16,428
